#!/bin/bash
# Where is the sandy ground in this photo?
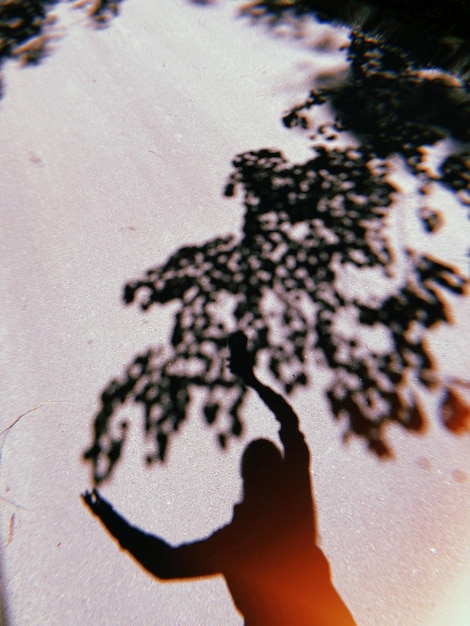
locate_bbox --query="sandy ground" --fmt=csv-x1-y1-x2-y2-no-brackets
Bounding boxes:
1,1,470,624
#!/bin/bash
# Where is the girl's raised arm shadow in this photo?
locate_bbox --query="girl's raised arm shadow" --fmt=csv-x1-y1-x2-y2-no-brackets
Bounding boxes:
82,332,356,625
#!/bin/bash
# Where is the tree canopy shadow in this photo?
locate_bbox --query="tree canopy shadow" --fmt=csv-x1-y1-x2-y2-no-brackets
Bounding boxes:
281,31,470,196
84,153,468,484
237,0,470,80
83,3,470,484
0,0,125,97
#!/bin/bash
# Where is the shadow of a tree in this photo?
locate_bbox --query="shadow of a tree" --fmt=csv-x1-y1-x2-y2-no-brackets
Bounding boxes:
0,0,125,97
70,1,468,483
240,3,470,206
0,0,59,82
238,0,470,80
84,141,467,483
281,31,470,202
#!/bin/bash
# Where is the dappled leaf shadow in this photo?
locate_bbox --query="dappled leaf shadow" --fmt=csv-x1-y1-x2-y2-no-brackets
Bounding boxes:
0,0,59,89
80,1,469,483
72,0,126,28
0,0,124,97
281,31,470,198
84,143,468,483
243,5,470,208
238,0,470,80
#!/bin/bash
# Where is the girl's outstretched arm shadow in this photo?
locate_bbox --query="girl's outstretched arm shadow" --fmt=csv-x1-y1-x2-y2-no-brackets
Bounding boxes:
82,332,356,625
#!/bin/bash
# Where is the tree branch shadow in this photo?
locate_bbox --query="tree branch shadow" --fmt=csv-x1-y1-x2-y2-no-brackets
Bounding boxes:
6,0,465,482
84,139,468,482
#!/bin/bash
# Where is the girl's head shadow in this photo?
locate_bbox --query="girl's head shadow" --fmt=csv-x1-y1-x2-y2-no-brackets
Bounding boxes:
241,438,284,503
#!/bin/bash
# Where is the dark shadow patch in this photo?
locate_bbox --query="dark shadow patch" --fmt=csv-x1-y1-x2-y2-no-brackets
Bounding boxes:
238,0,470,80
0,0,125,97
82,366,356,624
0,0,59,91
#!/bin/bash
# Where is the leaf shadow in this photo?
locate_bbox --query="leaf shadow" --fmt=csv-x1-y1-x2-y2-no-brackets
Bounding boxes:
61,0,469,482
